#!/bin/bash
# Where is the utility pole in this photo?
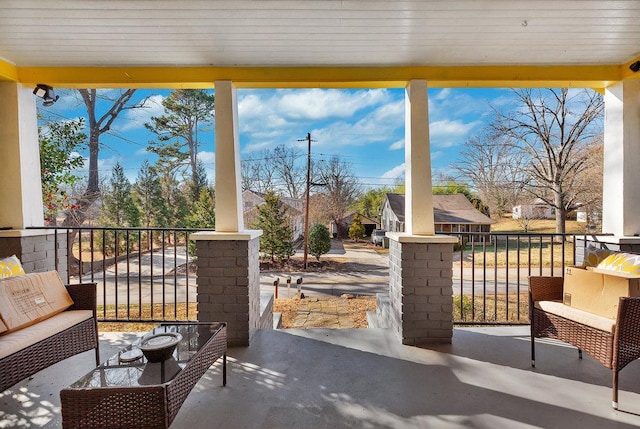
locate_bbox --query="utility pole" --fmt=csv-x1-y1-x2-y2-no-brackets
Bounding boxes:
299,132,314,269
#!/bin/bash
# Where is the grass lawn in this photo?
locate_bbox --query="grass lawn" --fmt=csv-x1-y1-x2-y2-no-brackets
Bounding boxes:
458,217,586,268
454,293,530,323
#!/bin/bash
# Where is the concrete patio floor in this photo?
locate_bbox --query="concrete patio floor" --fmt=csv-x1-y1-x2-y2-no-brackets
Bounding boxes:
2,326,640,428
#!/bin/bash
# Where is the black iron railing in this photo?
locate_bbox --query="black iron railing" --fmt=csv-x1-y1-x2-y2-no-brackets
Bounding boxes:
45,226,213,323
36,227,599,325
451,232,596,324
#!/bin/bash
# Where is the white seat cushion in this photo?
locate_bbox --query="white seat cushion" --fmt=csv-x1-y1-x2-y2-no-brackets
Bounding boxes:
536,300,616,334
0,310,93,359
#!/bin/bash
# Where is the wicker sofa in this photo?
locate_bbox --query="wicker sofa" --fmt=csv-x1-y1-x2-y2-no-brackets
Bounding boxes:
529,275,640,410
0,275,99,392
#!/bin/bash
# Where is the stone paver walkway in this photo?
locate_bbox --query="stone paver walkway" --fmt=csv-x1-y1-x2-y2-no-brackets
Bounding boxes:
291,297,355,328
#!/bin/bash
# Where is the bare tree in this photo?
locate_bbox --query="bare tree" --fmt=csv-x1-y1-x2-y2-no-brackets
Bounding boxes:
241,145,305,197
316,156,361,230
63,89,146,227
241,149,277,193
571,138,604,232
272,144,305,199
454,131,527,218
493,88,603,233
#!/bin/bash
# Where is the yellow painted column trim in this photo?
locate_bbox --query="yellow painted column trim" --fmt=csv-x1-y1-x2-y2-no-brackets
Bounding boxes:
0,59,18,82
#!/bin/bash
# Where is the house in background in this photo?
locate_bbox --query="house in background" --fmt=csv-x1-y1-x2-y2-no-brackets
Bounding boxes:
330,212,378,238
381,193,495,238
242,190,304,241
512,199,555,220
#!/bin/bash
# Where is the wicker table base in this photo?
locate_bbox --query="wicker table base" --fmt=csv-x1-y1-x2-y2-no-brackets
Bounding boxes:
61,322,226,429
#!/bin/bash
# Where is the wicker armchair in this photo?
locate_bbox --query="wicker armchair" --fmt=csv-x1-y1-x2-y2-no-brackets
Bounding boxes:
529,276,640,410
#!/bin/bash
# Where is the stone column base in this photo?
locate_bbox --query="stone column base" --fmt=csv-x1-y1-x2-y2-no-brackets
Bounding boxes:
387,232,458,345
192,230,262,347
0,229,68,279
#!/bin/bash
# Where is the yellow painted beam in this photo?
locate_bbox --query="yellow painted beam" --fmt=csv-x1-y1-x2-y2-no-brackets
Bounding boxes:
0,58,18,82
16,64,622,89
620,56,640,81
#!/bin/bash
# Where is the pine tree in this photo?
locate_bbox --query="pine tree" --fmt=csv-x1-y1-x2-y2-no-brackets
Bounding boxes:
100,162,140,227
145,89,215,180
98,162,140,255
188,159,209,204
133,160,168,228
308,223,331,261
253,191,294,262
186,187,216,229
159,171,190,228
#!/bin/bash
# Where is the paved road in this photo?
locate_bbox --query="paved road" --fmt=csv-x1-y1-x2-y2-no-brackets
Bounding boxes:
261,241,390,298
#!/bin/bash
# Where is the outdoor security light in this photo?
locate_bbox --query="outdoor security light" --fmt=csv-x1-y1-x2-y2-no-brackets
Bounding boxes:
630,61,640,73
33,84,59,106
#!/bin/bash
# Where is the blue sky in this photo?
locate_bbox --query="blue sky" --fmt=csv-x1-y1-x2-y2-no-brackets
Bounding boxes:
38,87,515,188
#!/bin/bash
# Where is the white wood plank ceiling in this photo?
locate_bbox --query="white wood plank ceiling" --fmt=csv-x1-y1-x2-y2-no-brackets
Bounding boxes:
0,0,638,67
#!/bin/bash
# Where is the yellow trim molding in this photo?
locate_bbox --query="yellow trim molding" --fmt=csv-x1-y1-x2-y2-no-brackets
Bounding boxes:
13,64,624,89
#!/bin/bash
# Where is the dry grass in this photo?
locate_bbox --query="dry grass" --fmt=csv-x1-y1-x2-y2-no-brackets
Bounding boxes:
453,293,530,323
97,303,197,332
460,217,584,268
491,218,586,234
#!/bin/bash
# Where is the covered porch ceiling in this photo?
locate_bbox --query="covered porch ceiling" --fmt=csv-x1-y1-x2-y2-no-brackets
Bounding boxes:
0,0,639,89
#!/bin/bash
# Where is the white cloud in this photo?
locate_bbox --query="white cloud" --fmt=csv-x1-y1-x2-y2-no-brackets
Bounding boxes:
116,94,166,132
389,139,404,150
433,88,451,101
277,88,389,120
237,88,395,152
310,99,405,150
198,151,215,165
430,119,480,139
381,163,405,180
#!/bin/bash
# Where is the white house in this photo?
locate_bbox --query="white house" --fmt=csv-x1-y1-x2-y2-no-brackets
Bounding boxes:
512,199,555,220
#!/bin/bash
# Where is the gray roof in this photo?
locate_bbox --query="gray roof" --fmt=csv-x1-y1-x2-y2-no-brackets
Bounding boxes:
385,194,495,225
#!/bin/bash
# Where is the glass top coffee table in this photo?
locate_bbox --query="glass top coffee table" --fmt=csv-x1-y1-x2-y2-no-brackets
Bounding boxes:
61,322,226,429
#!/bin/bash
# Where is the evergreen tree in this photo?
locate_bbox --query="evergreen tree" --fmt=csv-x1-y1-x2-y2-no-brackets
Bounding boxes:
100,162,140,227
348,214,365,241
133,160,168,227
185,187,216,256
159,171,190,228
145,89,215,180
98,162,140,255
253,191,294,262
186,187,216,229
308,223,331,262
188,159,209,204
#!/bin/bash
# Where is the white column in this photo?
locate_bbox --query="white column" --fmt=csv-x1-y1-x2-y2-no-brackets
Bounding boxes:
405,80,434,235
214,80,244,232
0,82,44,229
602,80,640,237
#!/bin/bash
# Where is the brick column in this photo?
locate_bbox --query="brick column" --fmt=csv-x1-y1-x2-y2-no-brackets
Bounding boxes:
0,230,68,280
386,232,458,345
191,231,262,347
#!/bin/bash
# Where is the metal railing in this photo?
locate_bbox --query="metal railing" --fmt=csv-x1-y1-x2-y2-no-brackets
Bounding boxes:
47,226,213,323
451,232,591,324
43,227,596,325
